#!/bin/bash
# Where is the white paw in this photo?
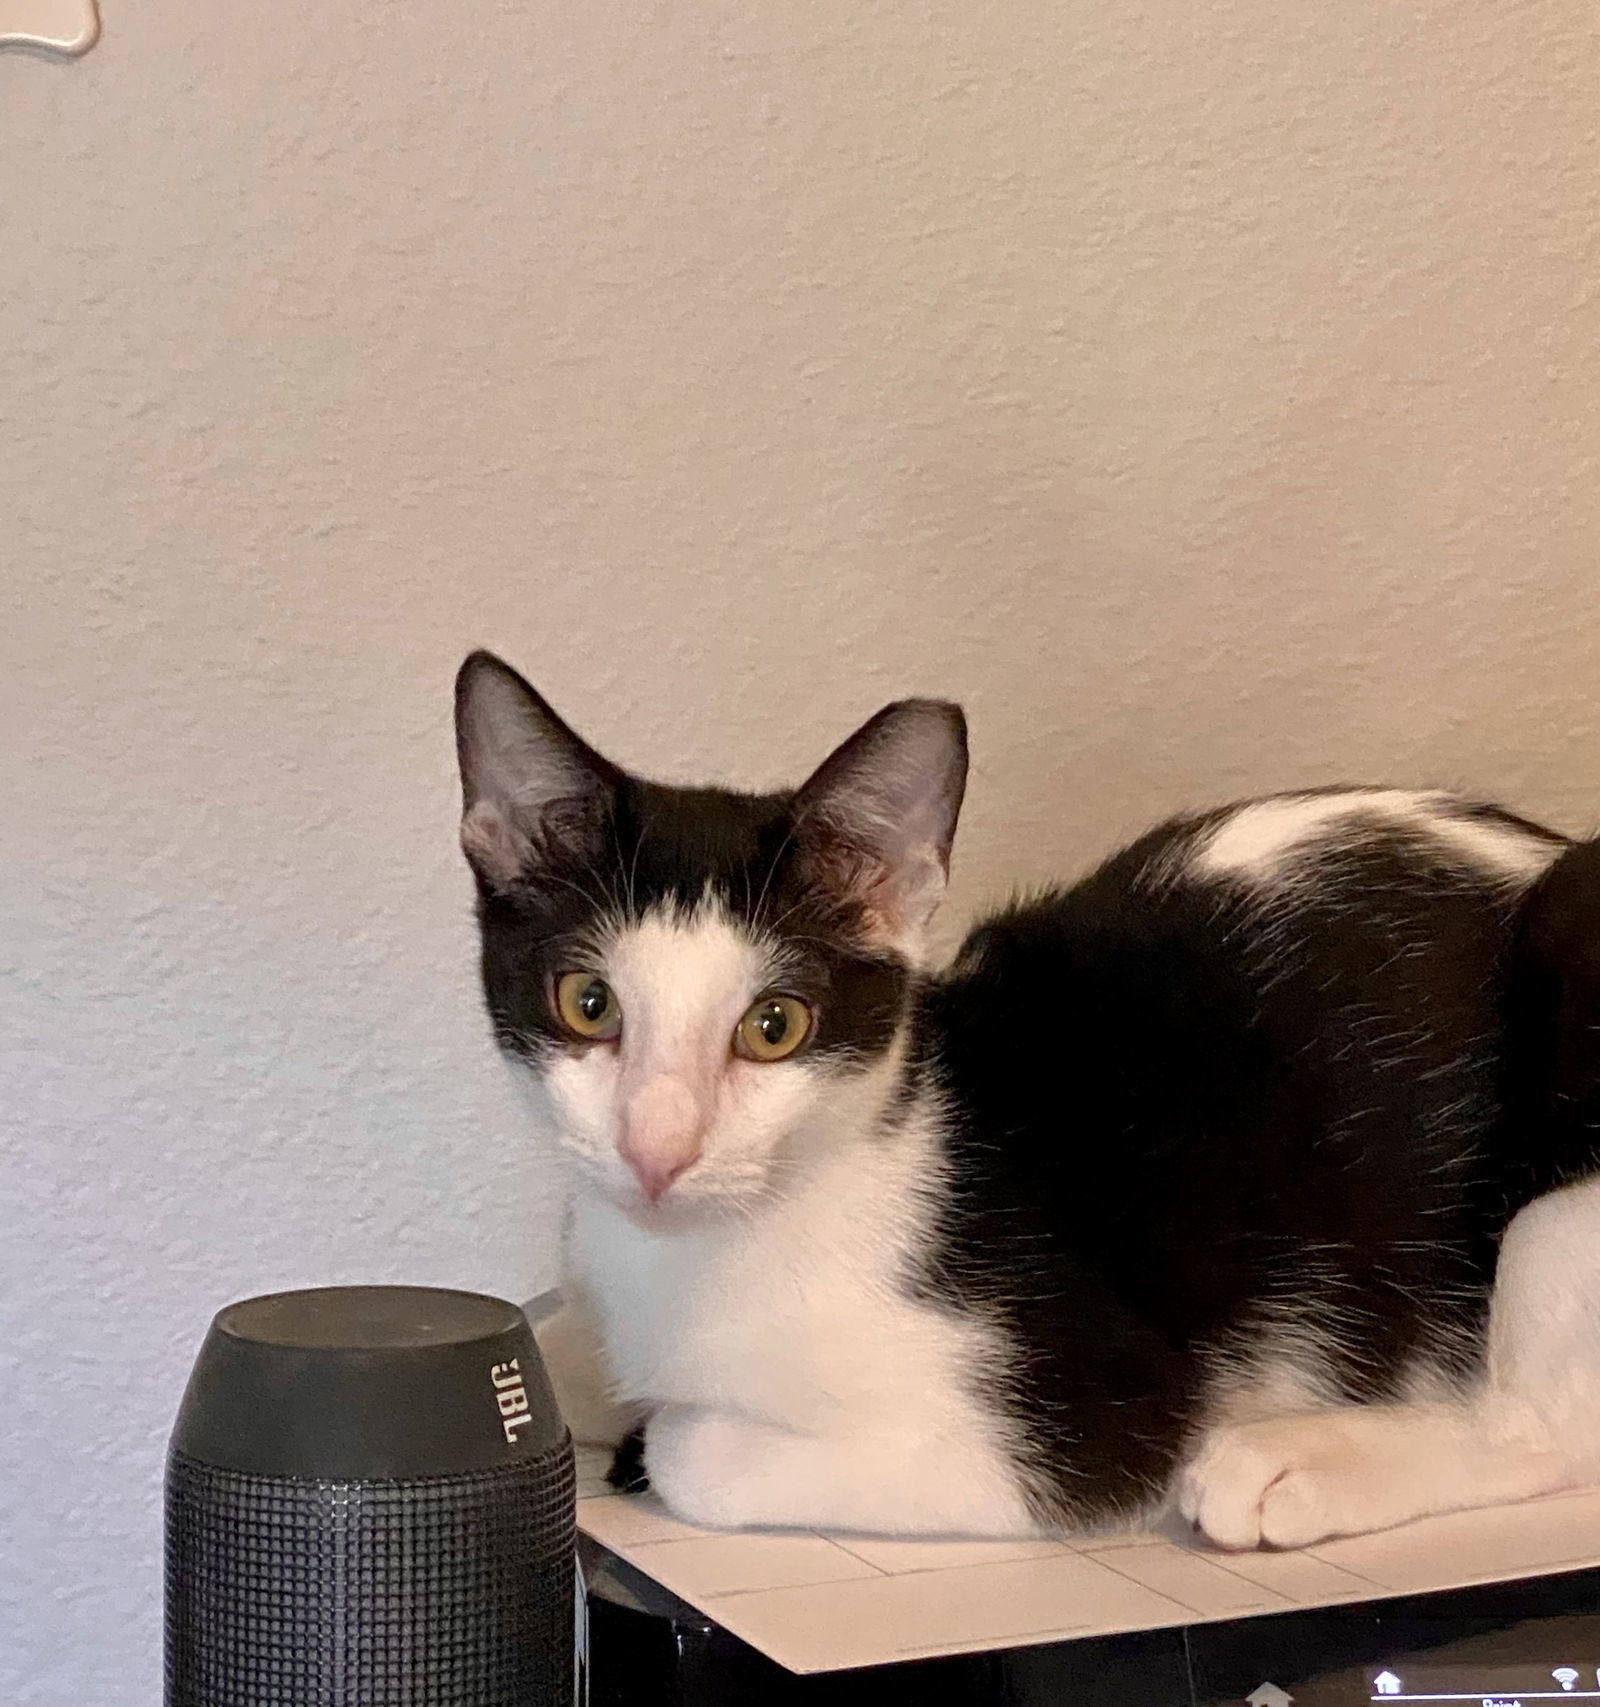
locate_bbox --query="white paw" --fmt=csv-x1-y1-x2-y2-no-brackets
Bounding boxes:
645,1406,766,1531
1178,1416,1382,1551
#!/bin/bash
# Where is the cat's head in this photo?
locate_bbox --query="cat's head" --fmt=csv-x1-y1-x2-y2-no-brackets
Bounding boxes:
454,651,967,1222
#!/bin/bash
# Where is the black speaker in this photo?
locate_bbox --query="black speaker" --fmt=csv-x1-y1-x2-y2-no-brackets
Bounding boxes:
164,1285,576,1706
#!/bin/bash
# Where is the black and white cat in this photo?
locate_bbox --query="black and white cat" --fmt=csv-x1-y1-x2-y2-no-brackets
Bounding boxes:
455,650,1600,1548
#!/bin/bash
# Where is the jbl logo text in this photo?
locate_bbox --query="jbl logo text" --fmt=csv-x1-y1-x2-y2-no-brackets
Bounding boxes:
490,1359,536,1444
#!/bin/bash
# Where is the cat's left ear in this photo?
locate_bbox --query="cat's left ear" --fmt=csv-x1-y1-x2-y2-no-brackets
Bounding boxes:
793,699,968,956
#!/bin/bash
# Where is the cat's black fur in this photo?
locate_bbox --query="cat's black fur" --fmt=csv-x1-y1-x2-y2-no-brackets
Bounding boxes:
605,1428,651,1494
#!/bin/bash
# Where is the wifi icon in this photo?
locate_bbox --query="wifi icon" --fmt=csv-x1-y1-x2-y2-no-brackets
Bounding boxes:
1553,1669,1580,1692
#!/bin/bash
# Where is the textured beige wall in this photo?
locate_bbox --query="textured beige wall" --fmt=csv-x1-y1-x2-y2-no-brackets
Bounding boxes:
3,2,1598,1698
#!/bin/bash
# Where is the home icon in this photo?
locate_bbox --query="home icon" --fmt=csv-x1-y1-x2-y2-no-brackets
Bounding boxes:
1248,1686,1293,1707
1375,1674,1403,1696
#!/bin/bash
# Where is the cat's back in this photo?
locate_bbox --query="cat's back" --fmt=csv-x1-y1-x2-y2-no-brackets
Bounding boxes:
922,786,1567,1305
937,785,1563,1063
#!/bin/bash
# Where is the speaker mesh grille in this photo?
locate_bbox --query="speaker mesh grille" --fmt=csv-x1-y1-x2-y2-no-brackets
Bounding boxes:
165,1447,575,1706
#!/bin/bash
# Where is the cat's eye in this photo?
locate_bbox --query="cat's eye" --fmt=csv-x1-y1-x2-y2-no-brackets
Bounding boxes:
554,973,622,1041
734,995,813,1063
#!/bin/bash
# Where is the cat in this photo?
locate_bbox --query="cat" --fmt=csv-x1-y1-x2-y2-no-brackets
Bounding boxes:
454,649,1600,1548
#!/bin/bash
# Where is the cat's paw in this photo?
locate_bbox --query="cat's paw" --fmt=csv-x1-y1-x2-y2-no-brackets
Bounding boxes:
644,1406,769,1530
1178,1415,1391,1551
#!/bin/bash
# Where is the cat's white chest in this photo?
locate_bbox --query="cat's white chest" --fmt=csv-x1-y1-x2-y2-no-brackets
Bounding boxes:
567,1120,994,1437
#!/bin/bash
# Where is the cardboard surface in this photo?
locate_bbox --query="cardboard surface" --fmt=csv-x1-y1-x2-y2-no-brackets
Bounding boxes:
575,1449,1600,1675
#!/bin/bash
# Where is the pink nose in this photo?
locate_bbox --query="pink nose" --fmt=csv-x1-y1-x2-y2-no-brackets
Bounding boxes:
618,1077,704,1202
620,1147,697,1203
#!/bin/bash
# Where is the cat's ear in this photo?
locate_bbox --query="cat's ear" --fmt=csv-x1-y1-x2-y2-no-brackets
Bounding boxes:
454,652,619,892
794,700,968,954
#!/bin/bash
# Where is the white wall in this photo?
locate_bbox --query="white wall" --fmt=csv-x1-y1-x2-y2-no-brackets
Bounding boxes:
3,2,1597,1699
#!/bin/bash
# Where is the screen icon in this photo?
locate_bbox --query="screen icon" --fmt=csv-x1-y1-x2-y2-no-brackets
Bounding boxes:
1374,1675,1402,1698
1554,1670,1580,1692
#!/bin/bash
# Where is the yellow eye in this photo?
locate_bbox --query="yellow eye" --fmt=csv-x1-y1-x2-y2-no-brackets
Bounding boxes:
735,995,813,1063
554,973,622,1040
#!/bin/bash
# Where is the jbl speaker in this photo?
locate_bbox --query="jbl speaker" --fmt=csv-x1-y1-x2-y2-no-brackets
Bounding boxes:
164,1285,576,1706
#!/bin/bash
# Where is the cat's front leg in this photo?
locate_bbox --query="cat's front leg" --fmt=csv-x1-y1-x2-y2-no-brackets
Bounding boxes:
646,1405,1041,1538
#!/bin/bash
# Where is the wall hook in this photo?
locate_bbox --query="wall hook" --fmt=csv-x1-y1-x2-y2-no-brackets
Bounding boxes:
0,0,100,56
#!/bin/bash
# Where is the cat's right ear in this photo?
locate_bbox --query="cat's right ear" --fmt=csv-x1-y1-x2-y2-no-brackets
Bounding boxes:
454,652,619,892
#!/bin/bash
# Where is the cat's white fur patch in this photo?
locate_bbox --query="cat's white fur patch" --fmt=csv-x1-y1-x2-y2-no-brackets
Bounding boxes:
565,1094,1041,1535
1193,790,1557,887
